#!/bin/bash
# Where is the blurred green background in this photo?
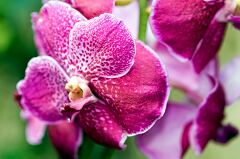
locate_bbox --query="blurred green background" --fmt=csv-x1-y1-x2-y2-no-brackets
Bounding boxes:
1,0,240,159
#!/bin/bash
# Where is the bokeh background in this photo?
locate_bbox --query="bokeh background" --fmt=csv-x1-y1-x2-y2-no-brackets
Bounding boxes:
1,0,240,159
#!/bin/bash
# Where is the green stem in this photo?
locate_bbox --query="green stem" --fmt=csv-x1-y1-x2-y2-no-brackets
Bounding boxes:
100,148,115,159
138,0,150,42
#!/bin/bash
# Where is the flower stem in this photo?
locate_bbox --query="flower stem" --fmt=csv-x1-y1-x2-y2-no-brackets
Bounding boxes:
100,148,115,159
138,0,150,42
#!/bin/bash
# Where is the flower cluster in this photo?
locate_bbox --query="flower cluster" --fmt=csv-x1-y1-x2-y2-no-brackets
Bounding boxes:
15,0,240,159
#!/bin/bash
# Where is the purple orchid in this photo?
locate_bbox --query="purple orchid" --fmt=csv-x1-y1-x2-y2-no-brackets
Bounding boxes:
150,0,240,73
15,1,169,158
136,43,239,159
43,0,115,19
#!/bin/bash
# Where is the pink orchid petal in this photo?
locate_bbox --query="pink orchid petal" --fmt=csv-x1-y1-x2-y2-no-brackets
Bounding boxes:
48,121,82,159
43,0,114,19
72,0,115,19
192,17,226,73
220,56,240,104
113,1,139,38
229,15,240,29
76,102,127,149
137,103,196,159
156,44,216,102
90,41,169,135
68,13,135,78
150,0,223,60
17,56,69,122
181,121,193,157
32,1,86,71
190,78,226,154
21,110,46,145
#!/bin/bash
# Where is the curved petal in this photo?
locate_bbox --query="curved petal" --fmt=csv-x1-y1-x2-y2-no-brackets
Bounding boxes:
190,78,226,154
137,103,196,159
76,102,127,149
150,0,223,60
192,18,226,73
220,56,240,104
21,110,46,145
17,56,69,122
72,0,115,19
32,1,86,71
48,122,82,159
156,44,216,102
43,0,114,19
68,13,135,78
90,41,169,135
15,93,46,144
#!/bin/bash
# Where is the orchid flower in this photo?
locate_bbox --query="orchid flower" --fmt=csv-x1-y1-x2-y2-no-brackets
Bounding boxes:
150,0,240,73
15,1,169,158
136,45,239,159
42,0,115,19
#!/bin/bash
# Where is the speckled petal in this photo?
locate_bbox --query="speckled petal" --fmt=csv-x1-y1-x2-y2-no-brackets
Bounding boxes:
190,78,226,154
32,1,86,71
137,103,195,159
76,102,127,149
220,56,240,104
192,18,226,73
21,110,46,145
17,56,69,122
48,122,82,159
90,41,169,135
72,0,115,19
42,0,114,19
69,13,135,78
150,0,223,60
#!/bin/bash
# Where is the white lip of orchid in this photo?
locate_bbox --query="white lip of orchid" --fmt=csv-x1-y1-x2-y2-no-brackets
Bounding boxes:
65,76,89,102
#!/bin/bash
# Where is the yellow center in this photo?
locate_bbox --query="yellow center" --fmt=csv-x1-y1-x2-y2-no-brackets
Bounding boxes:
65,76,83,101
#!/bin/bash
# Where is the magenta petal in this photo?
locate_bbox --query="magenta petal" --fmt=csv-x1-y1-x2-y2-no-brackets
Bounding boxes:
43,0,114,19
69,13,135,78
32,1,86,71
229,15,240,30
156,45,216,102
48,122,82,159
151,0,223,60
17,56,69,122
192,18,226,73
190,78,226,154
72,0,115,19
137,103,196,159
76,102,127,149
220,56,240,104
90,41,169,135
21,110,46,145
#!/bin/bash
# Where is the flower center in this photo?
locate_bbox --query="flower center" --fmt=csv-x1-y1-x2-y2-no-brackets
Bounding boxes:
65,76,86,101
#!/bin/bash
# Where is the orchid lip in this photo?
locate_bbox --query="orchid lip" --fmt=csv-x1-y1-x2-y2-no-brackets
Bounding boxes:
61,76,98,120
